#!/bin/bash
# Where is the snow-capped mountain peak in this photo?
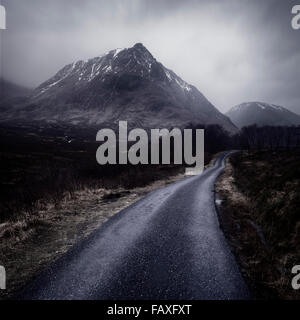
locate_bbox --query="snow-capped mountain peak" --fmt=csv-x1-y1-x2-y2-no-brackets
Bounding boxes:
34,43,194,99
3,43,237,133
226,102,300,128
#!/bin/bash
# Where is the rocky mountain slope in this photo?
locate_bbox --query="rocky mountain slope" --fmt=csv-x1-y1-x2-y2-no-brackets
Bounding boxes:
1,43,237,133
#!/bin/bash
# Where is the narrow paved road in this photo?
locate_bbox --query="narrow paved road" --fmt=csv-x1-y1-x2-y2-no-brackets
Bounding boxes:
18,152,250,300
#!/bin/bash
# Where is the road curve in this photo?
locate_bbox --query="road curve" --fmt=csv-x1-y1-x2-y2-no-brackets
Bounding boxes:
17,152,250,300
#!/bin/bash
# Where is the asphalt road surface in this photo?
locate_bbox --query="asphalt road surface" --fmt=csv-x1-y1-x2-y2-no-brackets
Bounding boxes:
18,152,250,300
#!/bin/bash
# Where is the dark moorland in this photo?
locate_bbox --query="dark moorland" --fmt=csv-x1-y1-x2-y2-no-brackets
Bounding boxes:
217,150,300,299
0,122,188,224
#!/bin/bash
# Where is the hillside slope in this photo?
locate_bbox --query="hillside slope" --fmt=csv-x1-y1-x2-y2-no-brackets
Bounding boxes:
226,102,300,128
1,44,237,133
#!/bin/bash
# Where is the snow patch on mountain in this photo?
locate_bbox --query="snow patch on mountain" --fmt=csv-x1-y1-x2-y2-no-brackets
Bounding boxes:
164,68,192,92
113,48,125,58
258,103,266,110
3,43,237,134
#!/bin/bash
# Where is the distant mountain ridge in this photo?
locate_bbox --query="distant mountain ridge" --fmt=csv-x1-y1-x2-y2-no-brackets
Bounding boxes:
226,102,300,128
0,43,237,133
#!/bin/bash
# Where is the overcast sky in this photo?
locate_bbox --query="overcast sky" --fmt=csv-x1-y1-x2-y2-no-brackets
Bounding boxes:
1,0,300,113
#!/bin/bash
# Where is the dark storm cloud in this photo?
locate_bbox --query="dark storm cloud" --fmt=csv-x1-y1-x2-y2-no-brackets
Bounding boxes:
1,0,300,113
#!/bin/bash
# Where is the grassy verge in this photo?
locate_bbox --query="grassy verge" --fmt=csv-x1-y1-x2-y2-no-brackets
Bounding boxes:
216,150,300,299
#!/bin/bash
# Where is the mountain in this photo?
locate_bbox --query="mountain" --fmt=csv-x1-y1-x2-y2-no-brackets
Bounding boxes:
226,102,300,128
0,43,237,133
0,78,31,103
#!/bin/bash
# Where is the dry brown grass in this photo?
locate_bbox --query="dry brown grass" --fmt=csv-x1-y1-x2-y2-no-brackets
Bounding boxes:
216,151,300,300
0,172,185,300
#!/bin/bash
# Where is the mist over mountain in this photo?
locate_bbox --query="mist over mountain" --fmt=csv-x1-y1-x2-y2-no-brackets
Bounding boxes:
0,43,237,133
0,78,31,103
226,102,300,128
